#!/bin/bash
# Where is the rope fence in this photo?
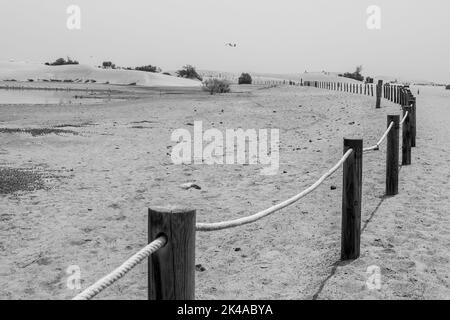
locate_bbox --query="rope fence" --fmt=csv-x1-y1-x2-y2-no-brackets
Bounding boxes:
196,149,354,232
400,111,409,125
363,121,394,152
72,236,167,300
72,79,418,300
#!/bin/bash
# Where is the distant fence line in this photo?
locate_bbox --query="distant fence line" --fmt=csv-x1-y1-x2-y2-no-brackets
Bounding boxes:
73,79,418,300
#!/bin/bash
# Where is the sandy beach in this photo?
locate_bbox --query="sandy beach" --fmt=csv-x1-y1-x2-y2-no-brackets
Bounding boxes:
1,81,448,300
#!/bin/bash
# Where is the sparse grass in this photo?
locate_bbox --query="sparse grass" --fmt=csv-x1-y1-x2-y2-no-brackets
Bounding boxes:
0,128,78,136
0,167,45,195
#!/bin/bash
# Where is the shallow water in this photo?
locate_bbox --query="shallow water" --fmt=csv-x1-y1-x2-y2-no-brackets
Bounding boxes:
0,89,108,105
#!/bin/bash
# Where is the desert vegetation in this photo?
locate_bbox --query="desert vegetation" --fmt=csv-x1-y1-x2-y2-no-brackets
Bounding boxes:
238,73,252,85
365,76,374,84
102,61,116,69
134,65,161,73
45,57,79,66
202,78,231,94
446,85,450,90
339,65,364,82
176,65,203,81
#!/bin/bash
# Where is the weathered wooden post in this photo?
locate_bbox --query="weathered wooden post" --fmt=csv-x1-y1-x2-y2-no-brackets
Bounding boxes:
386,115,400,196
341,139,363,261
395,86,399,104
411,97,417,147
402,106,412,166
376,80,383,108
148,206,196,300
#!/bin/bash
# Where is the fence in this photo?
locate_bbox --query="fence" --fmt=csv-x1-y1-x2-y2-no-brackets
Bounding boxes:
73,79,417,300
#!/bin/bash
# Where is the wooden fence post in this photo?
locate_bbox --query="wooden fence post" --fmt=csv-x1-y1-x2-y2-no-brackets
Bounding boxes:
148,206,196,300
402,106,412,166
386,115,400,196
371,84,374,96
411,97,417,147
376,80,383,108
341,139,363,261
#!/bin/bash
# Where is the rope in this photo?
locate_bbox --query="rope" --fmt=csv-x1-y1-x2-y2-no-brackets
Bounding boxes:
363,121,394,152
400,111,409,125
195,149,354,232
72,236,167,300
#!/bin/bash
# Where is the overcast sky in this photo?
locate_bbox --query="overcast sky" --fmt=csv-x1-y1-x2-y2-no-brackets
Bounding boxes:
1,0,449,83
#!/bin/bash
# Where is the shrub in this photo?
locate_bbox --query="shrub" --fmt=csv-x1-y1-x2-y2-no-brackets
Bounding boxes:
45,57,79,66
135,65,161,73
202,78,231,95
238,73,252,85
446,85,450,90
365,77,374,84
102,61,116,69
176,65,202,81
339,65,364,82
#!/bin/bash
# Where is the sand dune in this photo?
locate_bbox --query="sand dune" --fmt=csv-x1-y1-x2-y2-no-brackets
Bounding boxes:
0,62,202,87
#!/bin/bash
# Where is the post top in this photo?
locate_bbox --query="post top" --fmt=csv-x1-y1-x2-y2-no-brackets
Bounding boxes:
149,205,196,214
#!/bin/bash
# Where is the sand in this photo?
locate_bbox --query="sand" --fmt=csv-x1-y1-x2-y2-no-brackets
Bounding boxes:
0,62,202,87
0,82,448,300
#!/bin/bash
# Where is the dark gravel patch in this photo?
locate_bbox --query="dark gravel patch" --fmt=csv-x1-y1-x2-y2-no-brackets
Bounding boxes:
0,128,78,136
53,122,96,128
0,167,45,194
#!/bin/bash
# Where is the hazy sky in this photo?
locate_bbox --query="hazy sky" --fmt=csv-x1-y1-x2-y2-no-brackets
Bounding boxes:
1,0,449,82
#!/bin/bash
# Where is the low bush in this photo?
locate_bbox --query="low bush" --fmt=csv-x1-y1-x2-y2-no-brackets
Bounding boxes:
339,65,364,82
176,65,202,81
102,61,116,69
45,57,79,66
135,65,161,73
238,73,252,85
202,78,231,95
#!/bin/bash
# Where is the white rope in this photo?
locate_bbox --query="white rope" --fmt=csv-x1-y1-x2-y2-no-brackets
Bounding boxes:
363,121,394,152
72,236,167,300
196,149,354,232
400,111,409,125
